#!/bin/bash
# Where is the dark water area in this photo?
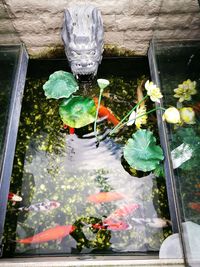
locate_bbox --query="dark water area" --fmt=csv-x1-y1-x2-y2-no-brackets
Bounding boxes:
3,57,171,256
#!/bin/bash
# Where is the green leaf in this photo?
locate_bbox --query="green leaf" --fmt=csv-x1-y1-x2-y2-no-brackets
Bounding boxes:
123,129,164,172
59,96,97,128
43,71,78,99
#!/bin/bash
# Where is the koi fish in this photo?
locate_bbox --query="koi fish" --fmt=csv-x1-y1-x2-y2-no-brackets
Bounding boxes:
188,202,200,212
18,199,60,212
63,124,75,134
16,225,75,244
92,219,131,231
107,203,140,220
87,192,125,203
195,183,200,189
93,97,119,126
131,217,171,228
8,192,22,202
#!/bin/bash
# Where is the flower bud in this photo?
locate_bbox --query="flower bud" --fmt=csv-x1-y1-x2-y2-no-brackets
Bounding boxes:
162,107,181,124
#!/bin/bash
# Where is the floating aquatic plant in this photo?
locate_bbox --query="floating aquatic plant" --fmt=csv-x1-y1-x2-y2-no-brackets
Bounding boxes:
123,129,164,172
59,96,96,128
173,79,197,103
43,71,79,99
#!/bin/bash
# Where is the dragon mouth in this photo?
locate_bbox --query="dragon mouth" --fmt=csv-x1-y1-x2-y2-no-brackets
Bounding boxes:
71,63,98,76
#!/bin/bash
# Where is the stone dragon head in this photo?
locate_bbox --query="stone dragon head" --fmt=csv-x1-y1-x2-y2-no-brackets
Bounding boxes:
61,5,104,78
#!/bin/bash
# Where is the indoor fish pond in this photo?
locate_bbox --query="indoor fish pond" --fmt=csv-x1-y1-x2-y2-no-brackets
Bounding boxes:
2,57,172,256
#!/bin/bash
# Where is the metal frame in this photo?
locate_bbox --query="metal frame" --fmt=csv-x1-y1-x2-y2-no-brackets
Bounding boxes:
0,44,28,256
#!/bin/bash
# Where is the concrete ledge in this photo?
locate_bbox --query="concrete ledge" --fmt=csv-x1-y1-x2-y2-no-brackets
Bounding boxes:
0,257,185,267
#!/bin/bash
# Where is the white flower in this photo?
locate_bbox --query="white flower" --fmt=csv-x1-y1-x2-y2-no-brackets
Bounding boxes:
127,106,147,129
179,107,195,124
97,79,110,91
162,107,181,124
145,80,163,103
127,110,136,126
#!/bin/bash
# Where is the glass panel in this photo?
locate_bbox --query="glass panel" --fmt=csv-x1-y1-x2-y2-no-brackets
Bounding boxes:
3,58,173,257
151,40,200,266
0,46,20,168
0,45,28,256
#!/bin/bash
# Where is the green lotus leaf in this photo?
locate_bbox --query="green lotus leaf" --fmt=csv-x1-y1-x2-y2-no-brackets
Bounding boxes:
59,96,97,128
123,129,164,172
43,71,79,99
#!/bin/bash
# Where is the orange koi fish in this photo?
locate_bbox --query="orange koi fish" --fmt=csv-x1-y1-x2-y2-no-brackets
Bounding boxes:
188,202,200,212
195,184,200,189
16,225,76,244
92,219,131,231
93,97,119,126
8,192,22,202
106,203,139,220
87,191,125,203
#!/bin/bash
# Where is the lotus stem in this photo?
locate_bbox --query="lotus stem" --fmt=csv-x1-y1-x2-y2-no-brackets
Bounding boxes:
94,88,104,141
109,94,149,136
117,107,166,130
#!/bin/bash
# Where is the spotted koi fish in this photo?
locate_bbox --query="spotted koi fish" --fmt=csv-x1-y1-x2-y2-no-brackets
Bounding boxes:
16,225,75,244
18,199,60,212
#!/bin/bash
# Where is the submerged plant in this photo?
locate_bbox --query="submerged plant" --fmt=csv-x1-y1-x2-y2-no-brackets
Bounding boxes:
173,79,197,103
43,70,79,99
123,129,164,172
59,96,97,128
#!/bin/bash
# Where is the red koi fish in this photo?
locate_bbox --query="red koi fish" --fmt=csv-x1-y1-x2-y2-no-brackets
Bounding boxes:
87,192,125,203
93,97,119,126
188,202,200,212
63,124,75,134
16,225,76,244
8,192,22,202
106,203,140,220
92,219,131,231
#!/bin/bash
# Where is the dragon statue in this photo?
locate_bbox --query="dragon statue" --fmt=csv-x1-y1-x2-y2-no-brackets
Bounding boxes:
61,5,104,79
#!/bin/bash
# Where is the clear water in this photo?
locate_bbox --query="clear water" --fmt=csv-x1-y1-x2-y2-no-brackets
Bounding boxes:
3,58,171,256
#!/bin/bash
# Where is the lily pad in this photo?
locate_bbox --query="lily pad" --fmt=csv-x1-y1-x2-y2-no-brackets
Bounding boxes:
123,129,164,172
43,71,79,99
59,96,97,128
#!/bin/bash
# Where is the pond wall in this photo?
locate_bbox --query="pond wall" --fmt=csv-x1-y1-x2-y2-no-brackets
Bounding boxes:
1,0,200,58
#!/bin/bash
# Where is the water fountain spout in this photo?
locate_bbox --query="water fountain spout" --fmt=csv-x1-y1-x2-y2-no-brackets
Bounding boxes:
61,5,104,80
